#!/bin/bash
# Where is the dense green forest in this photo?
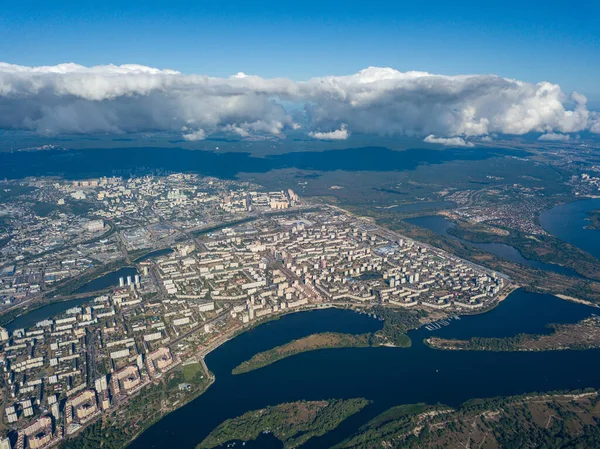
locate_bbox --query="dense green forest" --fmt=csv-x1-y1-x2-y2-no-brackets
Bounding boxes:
199,398,370,449
336,390,600,449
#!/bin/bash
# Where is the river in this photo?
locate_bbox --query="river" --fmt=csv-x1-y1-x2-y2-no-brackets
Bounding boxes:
73,266,138,294
4,266,138,330
405,215,582,277
133,248,174,263
129,289,600,449
4,296,95,332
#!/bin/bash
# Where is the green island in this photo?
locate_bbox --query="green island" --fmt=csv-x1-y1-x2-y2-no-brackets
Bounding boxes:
232,306,428,375
334,390,600,449
586,209,600,230
425,315,600,352
198,398,370,449
232,332,372,375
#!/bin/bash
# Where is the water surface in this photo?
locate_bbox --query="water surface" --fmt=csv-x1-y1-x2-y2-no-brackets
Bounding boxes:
0,146,528,181
540,198,600,260
74,266,138,294
133,248,174,263
129,289,600,449
407,215,582,277
4,296,94,331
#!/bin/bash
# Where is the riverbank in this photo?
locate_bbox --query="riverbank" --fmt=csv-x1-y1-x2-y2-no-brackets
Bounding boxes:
425,315,600,352
0,260,128,327
230,306,433,375
87,288,558,448
65,358,216,449
556,294,600,308
122,358,216,448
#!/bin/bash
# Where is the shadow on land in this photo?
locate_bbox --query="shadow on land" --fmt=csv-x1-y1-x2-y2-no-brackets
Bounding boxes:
0,146,529,180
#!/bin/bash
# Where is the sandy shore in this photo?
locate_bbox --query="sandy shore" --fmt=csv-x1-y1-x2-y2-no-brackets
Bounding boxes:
497,284,520,303
556,294,600,308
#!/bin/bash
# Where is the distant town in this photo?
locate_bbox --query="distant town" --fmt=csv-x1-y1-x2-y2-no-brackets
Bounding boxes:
0,174,510,448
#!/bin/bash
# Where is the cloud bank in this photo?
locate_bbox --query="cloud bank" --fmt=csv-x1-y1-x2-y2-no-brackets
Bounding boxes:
0,62,598,143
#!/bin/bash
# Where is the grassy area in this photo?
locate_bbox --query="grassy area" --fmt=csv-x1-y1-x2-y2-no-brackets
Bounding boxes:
182,362,204,382
198,398,370,449
232,332,372,375
371,305,427,347
366,404,430,428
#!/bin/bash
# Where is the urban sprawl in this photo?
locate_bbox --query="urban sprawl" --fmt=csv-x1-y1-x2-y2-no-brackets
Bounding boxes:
0,175,510,448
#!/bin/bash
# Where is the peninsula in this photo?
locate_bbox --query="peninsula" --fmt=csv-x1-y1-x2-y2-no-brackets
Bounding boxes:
425,315,600,352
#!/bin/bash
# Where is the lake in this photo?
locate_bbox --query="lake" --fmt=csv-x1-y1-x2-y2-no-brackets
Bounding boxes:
405,215,582,277
540,198,600,260
129,289,600,449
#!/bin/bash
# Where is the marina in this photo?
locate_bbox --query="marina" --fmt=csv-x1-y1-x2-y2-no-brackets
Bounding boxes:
424,315,460,331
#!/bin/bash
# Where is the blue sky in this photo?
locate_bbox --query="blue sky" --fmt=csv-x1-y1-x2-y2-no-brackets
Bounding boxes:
1,0,599,103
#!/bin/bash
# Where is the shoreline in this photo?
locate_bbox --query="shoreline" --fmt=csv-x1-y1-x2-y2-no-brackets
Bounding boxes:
496,284,520,304
122,284,579,448
425,315,600,353
199,302,365,358
107,266,519,449
124,363,216,448
556,294,600,308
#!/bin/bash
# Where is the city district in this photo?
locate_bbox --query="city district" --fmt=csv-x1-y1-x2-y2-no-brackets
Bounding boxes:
0,175,510,448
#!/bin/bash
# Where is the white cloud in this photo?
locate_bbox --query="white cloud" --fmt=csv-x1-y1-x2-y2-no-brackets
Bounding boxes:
424,135,474,147
223,124,250,138
538,132,571,141
182,129,206,141
0,62,599,141
309,124,349,140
